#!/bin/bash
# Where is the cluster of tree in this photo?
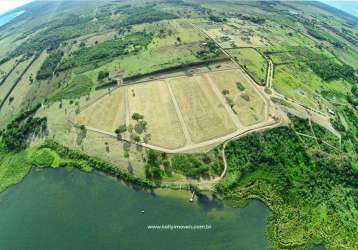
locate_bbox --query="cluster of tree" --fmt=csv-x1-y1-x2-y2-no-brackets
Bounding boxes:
308,59,356,83
170,153,223,179
114,124,127,140
142,148,223,180
216,123,358,244
41,139,155,188
120,6,177,26
144,150,163,181
36,50,64,80
209,15,226,23
11,15,96,57
57,32,153,72
196,39,221,60
347,84,358,106
97,71,109,81
237,14,266,25
216,127,358,250
0,105,47,152
306,26,344,48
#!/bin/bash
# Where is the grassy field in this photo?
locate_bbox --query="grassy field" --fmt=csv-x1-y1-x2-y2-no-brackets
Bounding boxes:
208,70,266,126
51,74,94,101
170,75,236,143
0,51,48,125
83,39,213,84
0,56,21,81
273,63,333,111
128,80,186,149
75,87,126,133
36,91,146,177
132,19,204,48
267,46,335,65
200,19,268,48
0,57,33,107
228,48,267,85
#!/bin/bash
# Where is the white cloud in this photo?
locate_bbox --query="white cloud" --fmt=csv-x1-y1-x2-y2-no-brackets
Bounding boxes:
0,0,34,15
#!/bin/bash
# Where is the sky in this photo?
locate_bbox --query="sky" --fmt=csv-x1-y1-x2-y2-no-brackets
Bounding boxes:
319,0,358,17
0,0,357,17
0,0,34,15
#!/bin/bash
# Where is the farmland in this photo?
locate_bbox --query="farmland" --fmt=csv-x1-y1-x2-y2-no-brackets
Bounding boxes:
170,74,237,143
127,81,186,149
75,87,126,133
0,51,48,125
0,1,357,249
209,70,266,126
228,48,267,85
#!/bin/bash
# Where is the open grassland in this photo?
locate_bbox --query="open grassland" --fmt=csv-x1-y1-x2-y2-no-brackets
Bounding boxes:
170,75,236,143
228,48,267,85
0,57,33,107
75,87,126,133
200,19,268,48
51,74,94,101
267,46,335,65
85,43,203,82
333,46,358,69
0,51,48,126
0,34,27,59
209,70,266,126
132,19,205,48
128,81,186,149
321,79,352,104
36,92,146,177
273,63,334,112
0,56,21,81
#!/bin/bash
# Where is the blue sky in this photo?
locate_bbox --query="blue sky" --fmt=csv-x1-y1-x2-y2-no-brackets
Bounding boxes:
0,0,357,17
320,0,358,17
0,0,34,15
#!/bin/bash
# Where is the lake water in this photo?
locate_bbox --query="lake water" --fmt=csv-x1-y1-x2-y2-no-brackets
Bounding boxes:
0,11,24,28
0,168,270,250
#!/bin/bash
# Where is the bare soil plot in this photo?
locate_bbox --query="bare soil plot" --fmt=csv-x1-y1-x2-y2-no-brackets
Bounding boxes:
170,75,237,143
75,87,126,133
0,51,48,125
127,80,186,149
208,70,266,126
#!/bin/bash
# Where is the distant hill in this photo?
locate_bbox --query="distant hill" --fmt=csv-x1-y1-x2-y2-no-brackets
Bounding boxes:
313,1,358,25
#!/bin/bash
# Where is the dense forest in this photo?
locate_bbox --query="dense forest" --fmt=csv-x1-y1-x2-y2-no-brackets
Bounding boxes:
219,119,357,249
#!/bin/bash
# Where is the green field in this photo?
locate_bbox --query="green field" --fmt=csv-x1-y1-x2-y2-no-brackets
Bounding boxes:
229,48,267,85
0,52,48,125
0,1,357,249
209,70,266,126
128,81,186,149
51,74,94,101
170,75,237,143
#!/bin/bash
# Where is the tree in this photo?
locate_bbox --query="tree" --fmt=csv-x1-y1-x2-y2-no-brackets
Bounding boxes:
134,120,147,134
97,71,109,81
132,113,144,121
114,124,127,140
